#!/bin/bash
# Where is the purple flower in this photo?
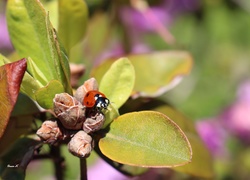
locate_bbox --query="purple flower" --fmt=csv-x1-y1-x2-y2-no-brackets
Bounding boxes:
88,158,163,180
93,43,125,65
119,6,171,32
221,80,250,143
196,80,250,156
88,158,129,180
119,5,174,45
0,13,13,53
196,118,228,157
94,42,151,65
119,0,200,32
118,0,200,45
95,0,201,63
163,0,201,16
237,80,250,103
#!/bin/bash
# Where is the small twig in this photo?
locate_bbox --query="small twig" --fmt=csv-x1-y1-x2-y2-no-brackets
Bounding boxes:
32,153,51,160
80,158,88,180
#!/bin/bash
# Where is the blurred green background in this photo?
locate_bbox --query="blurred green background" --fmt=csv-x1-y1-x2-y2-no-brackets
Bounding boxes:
168,1,250,119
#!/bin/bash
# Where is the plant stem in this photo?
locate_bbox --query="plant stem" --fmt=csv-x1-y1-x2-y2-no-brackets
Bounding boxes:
50,146,64,180
80,158,87,180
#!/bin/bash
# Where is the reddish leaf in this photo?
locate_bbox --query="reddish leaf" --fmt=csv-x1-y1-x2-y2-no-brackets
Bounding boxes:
0,58,27,139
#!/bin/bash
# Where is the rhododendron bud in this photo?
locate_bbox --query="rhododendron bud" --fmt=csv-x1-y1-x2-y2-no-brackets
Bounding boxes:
68,131,93,158
53,93,86,130
83,112,105,133
36,120,63,144
70,63,85,88
74,77,99,103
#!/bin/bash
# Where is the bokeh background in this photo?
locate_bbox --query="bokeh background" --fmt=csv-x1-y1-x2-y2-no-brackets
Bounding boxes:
1,0,250,179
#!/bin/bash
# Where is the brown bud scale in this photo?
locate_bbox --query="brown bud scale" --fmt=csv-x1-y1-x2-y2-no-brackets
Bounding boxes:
68,131,93,158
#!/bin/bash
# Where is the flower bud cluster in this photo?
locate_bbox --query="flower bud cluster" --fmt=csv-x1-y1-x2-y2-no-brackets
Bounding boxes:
53,93,85,130
36,78,106,158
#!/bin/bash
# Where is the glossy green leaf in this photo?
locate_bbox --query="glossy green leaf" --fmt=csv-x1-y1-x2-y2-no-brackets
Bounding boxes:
154,106,214,178
154,106,197,134
58,0,88,52
20,70,42,100
94,144,148,176
41,0,58,28
174,134,214,178
130,51,192,96
7,0,52,84
99,58,135,109
102,104,120,129
99,111,192,167
7,0,72,94
92,51,192,98
35,80,65,109
0,59,27,140
26,57,49,86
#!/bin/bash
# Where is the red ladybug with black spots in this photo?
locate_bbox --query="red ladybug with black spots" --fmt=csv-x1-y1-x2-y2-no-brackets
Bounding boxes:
83,90,110,110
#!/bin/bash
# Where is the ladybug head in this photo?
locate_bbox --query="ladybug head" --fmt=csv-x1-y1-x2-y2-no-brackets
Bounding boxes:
94,94,110,110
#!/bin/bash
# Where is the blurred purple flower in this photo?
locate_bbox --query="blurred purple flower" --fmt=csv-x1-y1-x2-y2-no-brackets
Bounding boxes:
119,0,200,45
0,13,13,53
88,158,167,180
95,0,201,64
221,80,250,143
120,0,200,32
94,41,151,65
88,158,129,180
196,80,250,156
119,4,175,45
237,80,250,102
163,0,201,15
120,6,171,32
196,118,228,157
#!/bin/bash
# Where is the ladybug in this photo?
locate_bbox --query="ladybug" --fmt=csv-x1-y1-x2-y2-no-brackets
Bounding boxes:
83,90,110,110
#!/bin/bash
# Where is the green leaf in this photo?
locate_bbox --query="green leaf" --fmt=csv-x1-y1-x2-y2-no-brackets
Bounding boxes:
92,51,192,98
99,58,135,109
99,111,192,167
20,70,42,100
0,55,42,100
6,0,72,94
7,0,52,84
35,80,65,109
0,54,10,66
102,104,120,129
126,51,193,97
58,0,88,52
0,59,27,140
94,144,148,176
154,106,214,178
174,134,214,178
26,57,49,87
